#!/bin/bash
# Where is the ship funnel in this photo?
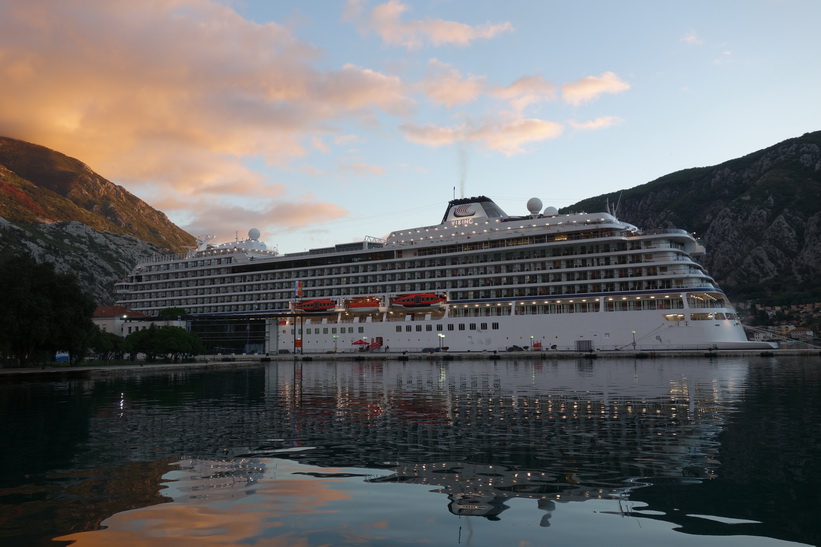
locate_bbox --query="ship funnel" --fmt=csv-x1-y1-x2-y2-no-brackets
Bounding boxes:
441,196,507,224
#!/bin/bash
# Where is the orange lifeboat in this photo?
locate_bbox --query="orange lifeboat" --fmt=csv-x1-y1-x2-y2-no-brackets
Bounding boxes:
295,298,336,312
391,293,446,308
346,296,381,313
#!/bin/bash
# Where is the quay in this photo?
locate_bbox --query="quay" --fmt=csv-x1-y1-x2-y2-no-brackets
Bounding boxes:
0,348,818,380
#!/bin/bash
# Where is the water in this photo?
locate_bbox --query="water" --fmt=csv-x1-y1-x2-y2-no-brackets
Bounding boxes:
1,356,819,546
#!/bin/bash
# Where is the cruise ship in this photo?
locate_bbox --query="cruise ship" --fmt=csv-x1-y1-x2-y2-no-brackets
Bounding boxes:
115,196,773,353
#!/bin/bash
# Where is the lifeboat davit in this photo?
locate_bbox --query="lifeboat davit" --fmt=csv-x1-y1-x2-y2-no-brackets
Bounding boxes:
346,296,381,313
295,298,336,312
391,293,446,308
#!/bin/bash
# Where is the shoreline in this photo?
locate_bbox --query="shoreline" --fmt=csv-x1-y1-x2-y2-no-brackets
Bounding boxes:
1,348,818,380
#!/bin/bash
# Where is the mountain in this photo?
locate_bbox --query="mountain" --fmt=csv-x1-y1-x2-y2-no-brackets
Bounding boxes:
0,137,194,252
0,136,195,305
562,131,821,303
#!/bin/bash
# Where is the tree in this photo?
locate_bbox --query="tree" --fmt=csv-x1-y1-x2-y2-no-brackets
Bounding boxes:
0,254,95,367
89,325,126,363
157,307,188,319
124,325,204,362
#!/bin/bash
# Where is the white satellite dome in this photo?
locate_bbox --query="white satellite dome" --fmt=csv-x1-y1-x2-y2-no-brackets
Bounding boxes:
526,197,543,215
248,228,261,240
543,206,559,217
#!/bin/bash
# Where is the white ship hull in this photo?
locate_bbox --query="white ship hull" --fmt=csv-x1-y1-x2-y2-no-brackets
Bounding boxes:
275,299,771,354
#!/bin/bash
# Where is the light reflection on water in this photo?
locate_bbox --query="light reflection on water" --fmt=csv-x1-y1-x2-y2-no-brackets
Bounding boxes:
1,357,819,546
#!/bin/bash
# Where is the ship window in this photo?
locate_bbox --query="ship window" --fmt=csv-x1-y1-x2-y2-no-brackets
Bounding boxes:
480,323,487,330
469,323,476,330
492,322,499,329
405,325,412,332
332,328,337,333
396,326,402,333
691,313,714,320
323,328,328,334
358,327,364,333
447,324,455,331
416,325,422,332
458,324,465,331
426,325,432,331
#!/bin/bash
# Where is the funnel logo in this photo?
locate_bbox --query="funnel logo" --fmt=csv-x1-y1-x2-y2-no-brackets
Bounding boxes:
453,204,475,218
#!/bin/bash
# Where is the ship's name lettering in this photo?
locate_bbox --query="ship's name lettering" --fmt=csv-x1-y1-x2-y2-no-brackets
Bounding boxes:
451,218,474,227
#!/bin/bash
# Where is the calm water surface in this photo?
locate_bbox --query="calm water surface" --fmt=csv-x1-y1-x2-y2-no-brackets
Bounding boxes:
1,356,819,546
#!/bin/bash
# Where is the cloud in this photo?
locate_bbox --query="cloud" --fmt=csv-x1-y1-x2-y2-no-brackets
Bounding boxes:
561,71,630,106
490,75,557,113
420,59,485,107
0,0,429,247
681,30,704,45
568,116,624,131
0,1,414,192
401,117,562,155
345,0,513,49
182,198,349,242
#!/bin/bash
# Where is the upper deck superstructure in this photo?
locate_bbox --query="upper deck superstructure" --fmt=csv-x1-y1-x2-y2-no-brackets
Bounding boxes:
115,196,770,352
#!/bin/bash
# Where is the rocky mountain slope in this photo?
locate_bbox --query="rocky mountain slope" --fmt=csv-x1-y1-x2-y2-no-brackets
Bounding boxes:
0,136,195,305
563,131,821,303
0,136,194,252
0,217,162,308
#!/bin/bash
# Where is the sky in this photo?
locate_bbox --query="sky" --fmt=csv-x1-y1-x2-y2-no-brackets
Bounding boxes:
1,1,820,254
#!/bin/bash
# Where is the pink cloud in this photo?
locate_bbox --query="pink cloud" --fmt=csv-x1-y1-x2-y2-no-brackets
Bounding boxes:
420,59,485,107
182,199,349,243
561,72,630,106
568,116,624,131
0,1,411,205
490,75,557,113
401,117,563,155
346,0,513,49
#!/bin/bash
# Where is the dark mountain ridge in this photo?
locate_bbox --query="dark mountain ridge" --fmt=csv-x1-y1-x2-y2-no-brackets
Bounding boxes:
0,136,194,252
563,131,821,303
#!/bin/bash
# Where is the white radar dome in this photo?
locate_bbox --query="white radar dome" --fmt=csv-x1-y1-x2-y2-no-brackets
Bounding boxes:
527,197,543,215
543,206,559,216
248,228,260,240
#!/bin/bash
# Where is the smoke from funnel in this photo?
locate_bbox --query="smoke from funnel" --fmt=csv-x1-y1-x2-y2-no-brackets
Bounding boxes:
458,144,469,199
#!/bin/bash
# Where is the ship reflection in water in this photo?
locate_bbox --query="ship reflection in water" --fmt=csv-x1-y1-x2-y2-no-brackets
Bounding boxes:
2,357,818,546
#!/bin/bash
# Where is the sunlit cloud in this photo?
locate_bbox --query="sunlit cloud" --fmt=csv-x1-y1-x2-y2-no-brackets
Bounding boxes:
345,0,513,49
681,30,704,45
182,199,349,242
561,71,630,106
401,117,562,155
420,59,485,107
569,116,624,131
311,136,330,153
490,75,557,113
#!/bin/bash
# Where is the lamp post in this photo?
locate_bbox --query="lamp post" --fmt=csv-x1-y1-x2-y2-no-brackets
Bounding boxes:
438,333,445,351
530,335,534,351
333,335,338,353
632,330,637,350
